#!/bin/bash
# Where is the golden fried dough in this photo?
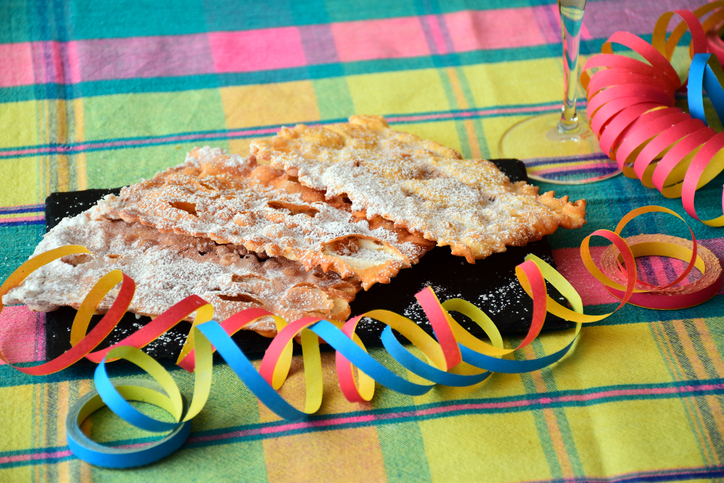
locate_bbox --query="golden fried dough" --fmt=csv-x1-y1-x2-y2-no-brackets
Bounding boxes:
251,115,586,262
3,208,361,334
95,147,434,289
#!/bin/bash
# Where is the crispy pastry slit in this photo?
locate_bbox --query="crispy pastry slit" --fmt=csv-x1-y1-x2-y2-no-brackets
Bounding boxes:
170,201,198,216
267,201,319,217
217,293,264,304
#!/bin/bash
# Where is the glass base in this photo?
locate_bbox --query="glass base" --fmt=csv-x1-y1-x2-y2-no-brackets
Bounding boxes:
498,111,621,185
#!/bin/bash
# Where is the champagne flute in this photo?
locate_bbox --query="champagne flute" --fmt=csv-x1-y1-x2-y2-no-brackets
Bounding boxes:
498,0,621,185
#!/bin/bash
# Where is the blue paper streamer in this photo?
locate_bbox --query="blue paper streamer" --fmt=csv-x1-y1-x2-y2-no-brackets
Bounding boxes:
459,337,578,374
197,320,308,421
310,320,435,396
380,325,491,386
65,381,192,469
688,53,724,125
95,355,180,433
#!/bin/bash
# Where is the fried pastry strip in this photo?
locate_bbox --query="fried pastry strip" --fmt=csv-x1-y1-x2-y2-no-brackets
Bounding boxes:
3,208,361,335
251,115,587,262
94,147,434,289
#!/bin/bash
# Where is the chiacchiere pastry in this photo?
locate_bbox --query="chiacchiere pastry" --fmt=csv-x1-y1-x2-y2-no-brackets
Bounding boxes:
96,147,435,290
251,115,587,262
3,207,361,335
4,116,586,338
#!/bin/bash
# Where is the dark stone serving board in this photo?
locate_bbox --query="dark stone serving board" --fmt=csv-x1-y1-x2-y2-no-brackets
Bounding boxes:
43,159,572,361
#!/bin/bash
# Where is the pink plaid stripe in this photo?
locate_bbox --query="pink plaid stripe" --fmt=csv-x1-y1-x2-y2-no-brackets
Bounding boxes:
0,306,45,364
332,17,430,62
0,43,34,87
0,2,680,88
209,28,306,73
77,34,215,81
447,7,551,52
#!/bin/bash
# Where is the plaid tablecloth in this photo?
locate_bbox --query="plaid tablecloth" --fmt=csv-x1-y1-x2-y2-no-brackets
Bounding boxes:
2,0,724,481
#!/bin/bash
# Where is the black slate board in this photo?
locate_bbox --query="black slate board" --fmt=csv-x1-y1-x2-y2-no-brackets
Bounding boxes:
44,159,571,361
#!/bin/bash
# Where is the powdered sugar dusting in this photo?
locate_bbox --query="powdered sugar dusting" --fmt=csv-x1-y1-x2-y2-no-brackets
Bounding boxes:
95,146,433,289
251,116,586,262
3,209,362,332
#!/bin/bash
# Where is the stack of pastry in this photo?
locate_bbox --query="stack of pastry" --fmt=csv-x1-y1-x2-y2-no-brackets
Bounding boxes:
3,116,586,336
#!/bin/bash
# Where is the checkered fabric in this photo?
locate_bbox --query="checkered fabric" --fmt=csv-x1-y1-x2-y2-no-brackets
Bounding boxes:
1,0,723,481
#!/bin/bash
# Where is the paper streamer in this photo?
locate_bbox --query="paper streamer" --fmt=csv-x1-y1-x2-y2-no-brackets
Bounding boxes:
66,379,192,469
0,207,721,468
581,206,721,309
581,3,724,226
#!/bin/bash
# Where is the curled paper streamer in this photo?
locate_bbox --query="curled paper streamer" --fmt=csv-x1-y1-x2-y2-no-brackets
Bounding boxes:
581,3,724,226
0,207,721,468
580,206,722,310
0,246,135,375
65,379,192,469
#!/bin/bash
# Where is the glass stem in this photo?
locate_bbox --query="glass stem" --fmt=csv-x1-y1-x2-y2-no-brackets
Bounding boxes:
558,0,587,133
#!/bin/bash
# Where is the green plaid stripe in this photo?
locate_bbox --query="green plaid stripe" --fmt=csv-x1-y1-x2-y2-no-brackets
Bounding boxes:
2,0,723,481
